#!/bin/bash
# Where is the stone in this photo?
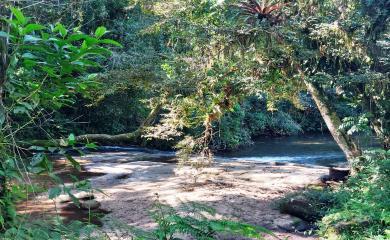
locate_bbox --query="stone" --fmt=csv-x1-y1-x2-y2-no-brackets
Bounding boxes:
57,192,95,203
279,195,319,222
329,167,350,181
274,218,298,232
80,199,101,210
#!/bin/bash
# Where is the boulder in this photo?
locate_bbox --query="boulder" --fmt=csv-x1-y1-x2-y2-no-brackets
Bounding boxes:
329,167,350,181
279,195,319,222
320,167,350,183
80,199,101,210
57,192,95,203
274,217,315,233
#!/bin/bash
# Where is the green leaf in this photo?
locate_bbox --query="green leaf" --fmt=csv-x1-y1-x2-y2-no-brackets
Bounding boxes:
13,106,28,114
95,26,107,38
99,39,123,47
54,23,68,37
65,154,81,171
48,187,62,199
11,7,27,25
30,153,45,166
21,52,38,59
23,23,46,34
85,143,98,150
0,31,10,38
68,133,76,145
23,35,42,43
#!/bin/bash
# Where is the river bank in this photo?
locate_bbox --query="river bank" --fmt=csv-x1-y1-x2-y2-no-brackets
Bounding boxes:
19,149,330,239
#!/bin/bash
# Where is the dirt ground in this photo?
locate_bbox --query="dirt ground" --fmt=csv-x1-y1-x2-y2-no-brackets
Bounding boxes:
19,150,329,239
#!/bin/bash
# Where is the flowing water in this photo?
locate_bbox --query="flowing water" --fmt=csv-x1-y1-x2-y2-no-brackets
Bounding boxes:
96,134,348,167
217,134,347,167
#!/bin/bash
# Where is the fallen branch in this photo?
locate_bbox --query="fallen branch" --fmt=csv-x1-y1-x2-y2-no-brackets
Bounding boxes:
22,103,162,147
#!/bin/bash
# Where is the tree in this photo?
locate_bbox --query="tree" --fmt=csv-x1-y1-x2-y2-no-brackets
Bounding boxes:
0,6,118,229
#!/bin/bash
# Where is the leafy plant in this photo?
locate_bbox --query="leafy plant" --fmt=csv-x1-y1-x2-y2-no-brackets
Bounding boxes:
0,7,117,233
115,198,273,240
318,150,390,239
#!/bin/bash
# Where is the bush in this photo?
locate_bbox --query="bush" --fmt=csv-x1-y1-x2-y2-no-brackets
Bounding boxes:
319,150,390,240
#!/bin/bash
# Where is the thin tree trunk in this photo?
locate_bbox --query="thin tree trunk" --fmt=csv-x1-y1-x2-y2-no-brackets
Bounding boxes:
305,81,362,161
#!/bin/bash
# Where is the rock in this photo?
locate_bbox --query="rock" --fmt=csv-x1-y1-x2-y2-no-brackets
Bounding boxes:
57,192,95,203
274,218,298,232
80,200,101,210
320,167,350,183
275,217,316,233
334,219,370,232
273,162,287,166
329,167,350,181
295,220,316,232
279,195,319,222
115,173,131,179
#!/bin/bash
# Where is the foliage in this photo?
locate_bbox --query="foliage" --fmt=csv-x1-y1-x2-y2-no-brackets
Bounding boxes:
0,6,116,233
118,199,272,240
319,150,390,240
0,220,106,240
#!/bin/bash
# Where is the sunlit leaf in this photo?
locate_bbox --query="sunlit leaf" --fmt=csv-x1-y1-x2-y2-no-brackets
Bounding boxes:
95,26,107,38
11,7,27,25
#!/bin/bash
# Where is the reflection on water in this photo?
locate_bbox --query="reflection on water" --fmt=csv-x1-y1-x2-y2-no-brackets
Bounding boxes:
217,134,348,167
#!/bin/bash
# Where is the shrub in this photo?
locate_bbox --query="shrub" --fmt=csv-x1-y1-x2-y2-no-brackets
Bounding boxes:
319,150,390,240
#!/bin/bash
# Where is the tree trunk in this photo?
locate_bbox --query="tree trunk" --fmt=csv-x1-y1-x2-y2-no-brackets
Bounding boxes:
305,81,362,161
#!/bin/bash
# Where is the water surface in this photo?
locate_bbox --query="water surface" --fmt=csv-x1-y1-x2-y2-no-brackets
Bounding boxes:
217,134,347,167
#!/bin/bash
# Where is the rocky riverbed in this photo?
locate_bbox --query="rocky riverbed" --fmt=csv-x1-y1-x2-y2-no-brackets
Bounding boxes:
19,149,330,239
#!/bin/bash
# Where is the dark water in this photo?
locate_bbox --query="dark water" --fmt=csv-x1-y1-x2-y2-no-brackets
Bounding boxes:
217,134,347,167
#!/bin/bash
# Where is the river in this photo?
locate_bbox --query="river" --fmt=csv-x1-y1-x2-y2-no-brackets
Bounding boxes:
217,133,347,167
96,134,348,167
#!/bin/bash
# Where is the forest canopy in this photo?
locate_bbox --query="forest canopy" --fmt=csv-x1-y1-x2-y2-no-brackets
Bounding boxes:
0,0,389,239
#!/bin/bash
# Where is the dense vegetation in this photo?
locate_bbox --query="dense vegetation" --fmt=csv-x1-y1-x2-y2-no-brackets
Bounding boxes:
0,0,389,239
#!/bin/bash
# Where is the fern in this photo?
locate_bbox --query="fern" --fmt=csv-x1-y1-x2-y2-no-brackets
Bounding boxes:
120,199,273,240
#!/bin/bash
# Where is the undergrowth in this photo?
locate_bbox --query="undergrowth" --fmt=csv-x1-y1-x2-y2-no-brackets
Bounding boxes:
277,149,390,240
110,198,273,240
318,150,390,240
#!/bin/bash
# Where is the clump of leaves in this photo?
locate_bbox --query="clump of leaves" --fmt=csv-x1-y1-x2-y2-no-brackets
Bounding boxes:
0,219,107,240
319,150,390,240
117,198,273,240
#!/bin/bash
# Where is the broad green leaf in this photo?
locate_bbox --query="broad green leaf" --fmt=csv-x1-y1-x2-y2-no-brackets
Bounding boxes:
95,26,107,38
11,7,27,25
48,187,62,199
54,23,68,37
23,35,42,42
23,23,45,34
99,39,123,47
13,106,28,114
0,31,10,38
21,52,38,59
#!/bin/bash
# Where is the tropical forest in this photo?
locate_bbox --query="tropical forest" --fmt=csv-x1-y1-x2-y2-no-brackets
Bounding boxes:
0,0,389,239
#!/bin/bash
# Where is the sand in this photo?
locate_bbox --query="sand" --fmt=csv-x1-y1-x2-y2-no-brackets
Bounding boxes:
19,150,329,239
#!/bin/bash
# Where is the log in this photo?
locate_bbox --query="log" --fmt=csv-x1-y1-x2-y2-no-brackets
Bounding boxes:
22,103,162,147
